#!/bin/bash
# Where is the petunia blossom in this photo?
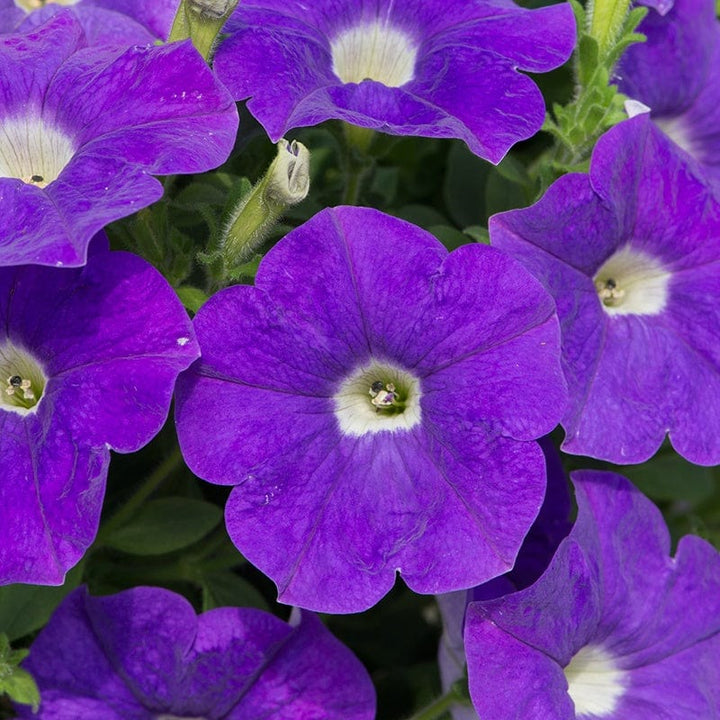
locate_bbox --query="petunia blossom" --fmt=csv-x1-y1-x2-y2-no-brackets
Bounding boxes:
0,0,180,45
0,12,238,267
618,0,720,191
16,585,376,720
175,205,567,613
437,437,572,720
490,114,720,465
0,245,199,585
212,0,576,163
464,470,720,719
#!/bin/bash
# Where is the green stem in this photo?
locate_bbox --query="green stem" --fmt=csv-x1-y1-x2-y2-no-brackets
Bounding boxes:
340,123,375,205
342,161,366,205
96,447,185,544
406,690,467,720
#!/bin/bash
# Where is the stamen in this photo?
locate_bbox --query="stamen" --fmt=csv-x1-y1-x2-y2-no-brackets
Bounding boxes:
335,360,421,436
5,375,35,401
369,381,399,410
595,277,626,307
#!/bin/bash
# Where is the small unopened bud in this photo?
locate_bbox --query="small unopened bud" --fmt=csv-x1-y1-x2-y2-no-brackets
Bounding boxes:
264,139,310,206
188,0,236,18
219,138,312,275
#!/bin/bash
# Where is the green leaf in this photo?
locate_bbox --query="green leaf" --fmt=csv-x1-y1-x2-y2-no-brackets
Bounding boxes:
428,225,471,251
104,498,222,556
621,453,715,504
201,571,269,611
443,141,490,227
173,174,235,211
485,167,528,217
577,35,600,86
493,154,530,187
369,166,399,206
176,286,208,314
463,225,491,245
0,563,84,642
0,667,40,711
391,204,448,230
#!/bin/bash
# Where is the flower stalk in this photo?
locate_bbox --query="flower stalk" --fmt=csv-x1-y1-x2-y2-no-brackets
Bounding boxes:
406,680,471,720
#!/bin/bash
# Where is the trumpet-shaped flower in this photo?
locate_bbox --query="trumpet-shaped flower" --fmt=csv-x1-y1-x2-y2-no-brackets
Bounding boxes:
0,0,179,45
437,437,572,720
0,12,237,267
464,470,720,719
0,246,198,585
212,0,575,163
16,585,376,719
175,206,567,613
491,115,720,464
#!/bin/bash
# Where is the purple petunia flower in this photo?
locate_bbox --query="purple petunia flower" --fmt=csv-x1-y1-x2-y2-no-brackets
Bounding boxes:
464,470,720,719
618,0,720,190
636,0,674,16
175,206,567,613
0,245,199,585
437,437,572,720
212,0,576,163
490,114,720,465
16,585,376,719
0,12,238,268
0,0,180,45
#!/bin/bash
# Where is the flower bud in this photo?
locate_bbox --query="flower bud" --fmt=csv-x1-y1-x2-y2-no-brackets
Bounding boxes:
264,139,311,206
219,138,312,277
187,0,237,19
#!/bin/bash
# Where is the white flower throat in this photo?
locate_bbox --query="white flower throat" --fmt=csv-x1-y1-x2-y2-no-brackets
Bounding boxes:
0,342,46,415
331,21,417,87
0,117,76,188
564,645,626,717
334,360,422,437
594,245,671,316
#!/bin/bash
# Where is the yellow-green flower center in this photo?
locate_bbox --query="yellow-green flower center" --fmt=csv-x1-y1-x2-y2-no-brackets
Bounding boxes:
334,359,421,436
0,342,46,415
14,0,80,10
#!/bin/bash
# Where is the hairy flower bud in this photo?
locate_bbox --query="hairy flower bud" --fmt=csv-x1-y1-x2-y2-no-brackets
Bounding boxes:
218,138,312,277
187,0,237,19
264,139,311,206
